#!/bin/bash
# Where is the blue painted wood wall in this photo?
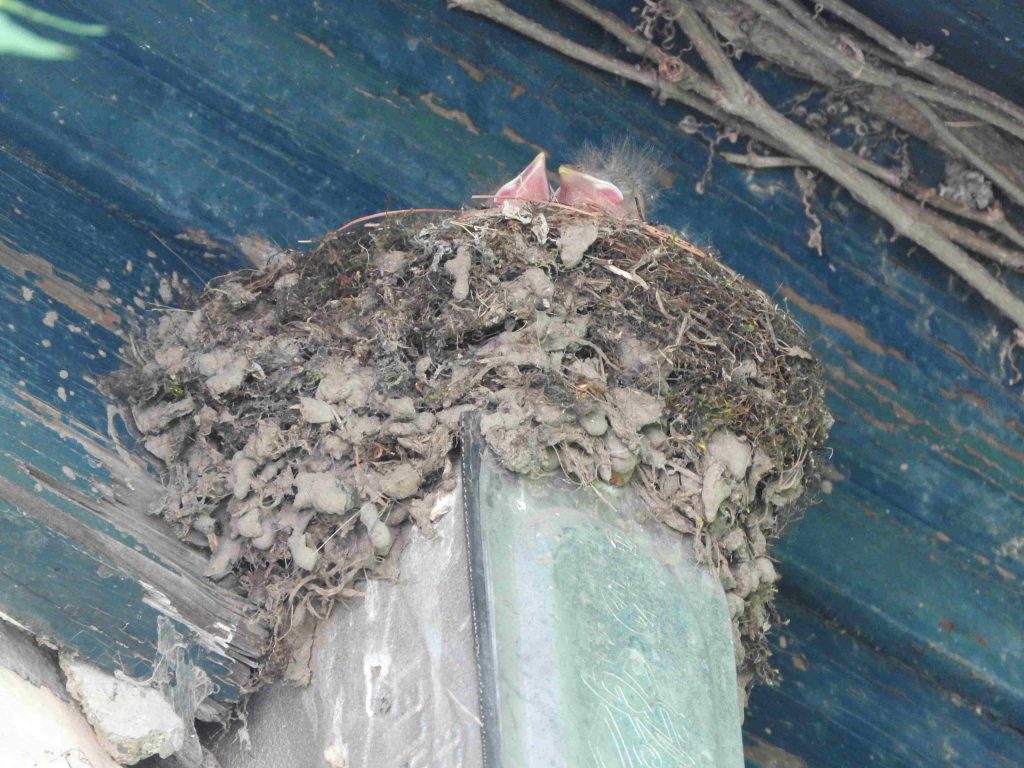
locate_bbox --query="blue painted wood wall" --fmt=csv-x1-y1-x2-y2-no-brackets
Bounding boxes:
1,1,1022,765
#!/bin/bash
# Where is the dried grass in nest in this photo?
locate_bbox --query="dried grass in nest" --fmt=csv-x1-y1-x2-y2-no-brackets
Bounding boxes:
103,203,831,700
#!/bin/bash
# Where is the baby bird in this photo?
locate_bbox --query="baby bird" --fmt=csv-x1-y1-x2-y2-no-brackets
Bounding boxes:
571,138,665,219
554,165,627,217
492,151,627,217
493,141,663,219
493,152,552,204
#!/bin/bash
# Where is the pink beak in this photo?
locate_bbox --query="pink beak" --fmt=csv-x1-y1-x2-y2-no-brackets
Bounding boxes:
554,165,626,217
493,152,552,204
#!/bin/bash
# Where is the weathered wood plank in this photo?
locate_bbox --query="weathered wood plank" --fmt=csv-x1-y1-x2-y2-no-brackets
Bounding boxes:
0,472,263,660
745,596,1024,768
0,491,250,701
0,399,264,700
776,486,1024,726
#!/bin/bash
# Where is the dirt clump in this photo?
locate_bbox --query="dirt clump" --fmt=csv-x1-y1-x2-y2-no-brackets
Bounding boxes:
103,202,831,700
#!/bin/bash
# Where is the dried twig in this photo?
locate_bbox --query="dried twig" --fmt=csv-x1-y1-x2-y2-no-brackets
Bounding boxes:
672,3,1024,325
904,93,1024,209
719,152,806,169
451,0,1024,327
738,0,1024,144
813,0,1024,128
554,0,1024,258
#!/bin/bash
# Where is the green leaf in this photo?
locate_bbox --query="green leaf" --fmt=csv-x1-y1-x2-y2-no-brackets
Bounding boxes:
0,1,107,36
0,11,76,59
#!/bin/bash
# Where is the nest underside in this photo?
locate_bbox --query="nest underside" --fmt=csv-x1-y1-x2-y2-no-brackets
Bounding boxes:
103,203,831,703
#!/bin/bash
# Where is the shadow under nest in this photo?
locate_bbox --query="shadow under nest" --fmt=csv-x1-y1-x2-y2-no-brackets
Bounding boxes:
102,202,831,704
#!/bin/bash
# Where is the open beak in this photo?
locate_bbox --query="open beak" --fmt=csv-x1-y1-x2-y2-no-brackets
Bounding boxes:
493,152,552,204
554,165,626,217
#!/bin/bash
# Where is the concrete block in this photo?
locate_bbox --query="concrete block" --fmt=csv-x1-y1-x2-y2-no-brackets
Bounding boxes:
215,486,483,768
60,655,185,765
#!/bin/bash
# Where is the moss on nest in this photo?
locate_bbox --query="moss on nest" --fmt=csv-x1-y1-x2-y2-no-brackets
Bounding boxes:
103,202,831,700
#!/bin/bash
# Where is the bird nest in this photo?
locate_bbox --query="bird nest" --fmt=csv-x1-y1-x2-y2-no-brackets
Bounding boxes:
103,202,831,700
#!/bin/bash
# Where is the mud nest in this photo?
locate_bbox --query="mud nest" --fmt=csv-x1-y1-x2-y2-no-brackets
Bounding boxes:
103,202,831,701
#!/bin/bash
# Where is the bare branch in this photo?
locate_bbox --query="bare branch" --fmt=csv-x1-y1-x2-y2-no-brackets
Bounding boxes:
929,213,1024,271
669,5,1024,324
716,137,1024,269
720,152,807,168
451,0,1024,325
667,2,750,102
814,0,1024,128
557,0,667,63
904,93,1024,209
448,0,659,88
773,0,833,41
940,203,1024,251
739,0,1024,144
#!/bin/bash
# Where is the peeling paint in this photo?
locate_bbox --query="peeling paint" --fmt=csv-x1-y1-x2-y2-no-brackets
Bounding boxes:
501,126,545,154
294,31,335,58
174,228,223,252
846,358,898,392
234,235,278,268
781,286,905,359
353,87,401,110
11,388,153,490
138,582,235,658
456,56,485,82
0,243,122,334
744,736,808,767
419,92,480,135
